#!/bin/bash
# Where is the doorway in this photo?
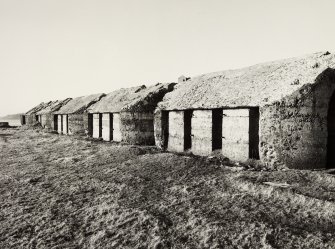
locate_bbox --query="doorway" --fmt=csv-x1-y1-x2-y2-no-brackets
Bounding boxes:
99,113,103,138
88,114,93,136
109,113,113,141
327,92,335,168
212,109,222,151
184,110,193,151
54,115,58,131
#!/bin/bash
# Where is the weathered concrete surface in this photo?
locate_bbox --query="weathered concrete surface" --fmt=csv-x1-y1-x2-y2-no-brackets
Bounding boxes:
222,109,250,162
102,113,111,141
93,114,100,138
192,110,212,156
120,112,155,145
40,114,55,129
67,114,88,135
62,115,68,135
168,111,184,152
57,115,62,134
113,113,122,142
260,73,335,169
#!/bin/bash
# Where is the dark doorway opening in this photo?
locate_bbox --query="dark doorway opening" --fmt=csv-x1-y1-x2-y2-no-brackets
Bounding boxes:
249,108,260,159
327,92,335,168
109,113,113,140
98,113,103,138
212,109,223,151
184,110,193,151
162,111,169,150
21,115,26,125
60,115,63,133
54,115,58,131
88,114,93,136
66,115,69,134
35,115,38,122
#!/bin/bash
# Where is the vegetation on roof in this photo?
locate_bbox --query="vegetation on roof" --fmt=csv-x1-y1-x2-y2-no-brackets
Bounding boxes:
158,52,335,110
54,93,105,114
88,83,175,113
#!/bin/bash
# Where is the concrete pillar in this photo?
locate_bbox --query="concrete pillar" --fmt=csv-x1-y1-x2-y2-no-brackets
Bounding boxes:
57,115,62,134
168,111,184,152
62,114,68,135
93,113,100,138
102,113,111,141
222,109,250,161
113,113,122,142
192,110,213,156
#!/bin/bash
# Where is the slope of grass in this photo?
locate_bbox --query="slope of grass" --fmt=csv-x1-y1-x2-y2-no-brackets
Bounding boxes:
0,127,334,248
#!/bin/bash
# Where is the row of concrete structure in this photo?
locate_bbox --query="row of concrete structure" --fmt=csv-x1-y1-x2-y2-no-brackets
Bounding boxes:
22,52,335,169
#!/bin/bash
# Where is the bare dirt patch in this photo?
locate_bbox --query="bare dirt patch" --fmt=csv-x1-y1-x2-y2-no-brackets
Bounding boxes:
1,128,335,248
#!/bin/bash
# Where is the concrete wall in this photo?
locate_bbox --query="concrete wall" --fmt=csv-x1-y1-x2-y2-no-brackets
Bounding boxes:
260,73,335,169
62,114,68,134
40,114,54,129
57,115,62,134
102,113,111,141
222,109,250,162
67,114,88,135
93,113,100,138
25,114,36,125
192,110,212,156
113,113,122,142
168,111,184,152
120,112,155,145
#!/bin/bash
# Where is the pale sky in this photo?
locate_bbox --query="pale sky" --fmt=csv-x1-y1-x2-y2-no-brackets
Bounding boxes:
1,0,335,116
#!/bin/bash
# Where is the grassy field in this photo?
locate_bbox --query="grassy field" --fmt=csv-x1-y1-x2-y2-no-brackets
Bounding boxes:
0,127,335,248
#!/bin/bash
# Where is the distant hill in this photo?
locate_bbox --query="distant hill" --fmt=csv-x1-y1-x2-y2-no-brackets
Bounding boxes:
0,113,24,120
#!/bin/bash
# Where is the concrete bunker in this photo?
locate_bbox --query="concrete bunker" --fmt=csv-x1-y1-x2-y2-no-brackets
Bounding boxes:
156,52,335,169
165,108,259,161
35,98,72,130
88,83,175,145
54,93,105,135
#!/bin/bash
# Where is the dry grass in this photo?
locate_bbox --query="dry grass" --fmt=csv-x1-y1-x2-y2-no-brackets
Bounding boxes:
0,127,335,248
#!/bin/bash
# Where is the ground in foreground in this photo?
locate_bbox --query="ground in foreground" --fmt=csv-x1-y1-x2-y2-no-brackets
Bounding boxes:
0,128,335,248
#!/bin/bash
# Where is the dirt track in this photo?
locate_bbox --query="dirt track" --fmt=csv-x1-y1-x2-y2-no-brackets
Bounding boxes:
1,128,335,248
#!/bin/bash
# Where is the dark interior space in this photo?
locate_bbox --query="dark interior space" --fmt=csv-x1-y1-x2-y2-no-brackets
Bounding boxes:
88,114,93,136
66,115,69,134
184,110,193,151
212,109,223,151
109,113,113,140
54,115,58,131
327,92,335,168
249,107,260,159
162,111,169,149
99,113,102,138
60,115,63,132
35,115,38,121
22,116,26,125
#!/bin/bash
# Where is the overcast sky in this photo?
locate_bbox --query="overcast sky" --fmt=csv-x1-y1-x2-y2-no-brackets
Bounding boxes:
1,0,335,116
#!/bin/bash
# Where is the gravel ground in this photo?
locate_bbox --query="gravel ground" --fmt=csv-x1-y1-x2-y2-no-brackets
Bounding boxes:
1,127,335,248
